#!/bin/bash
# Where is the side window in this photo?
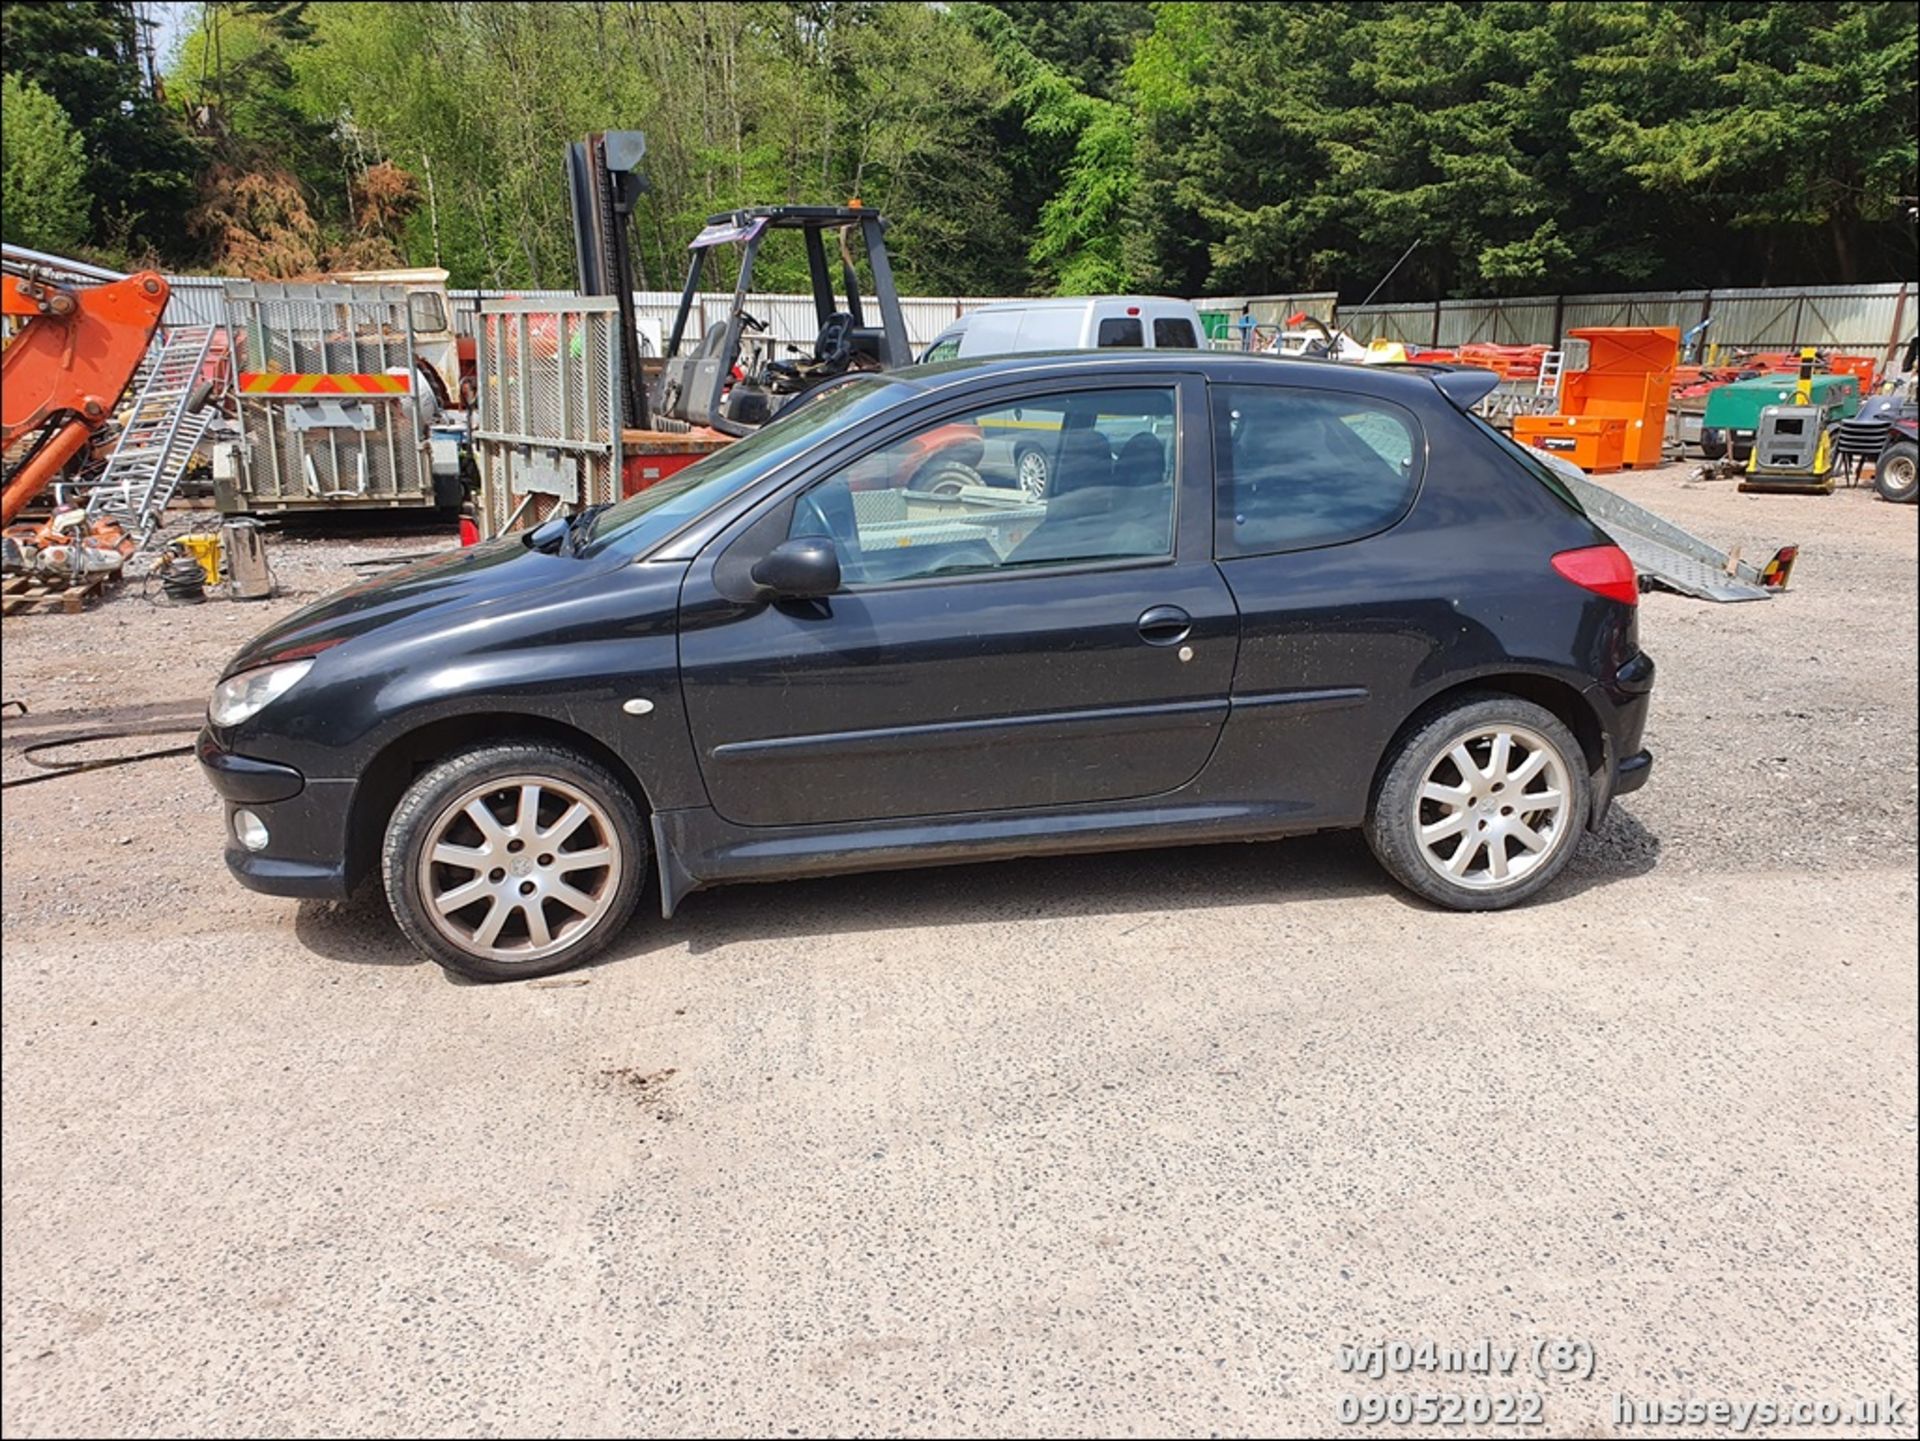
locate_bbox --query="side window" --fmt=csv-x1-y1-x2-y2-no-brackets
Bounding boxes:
408,291,448,334
1153,318,1198,349
1096,317,1144,348
921,336,960,363
788,386,1178,586
1213,384,1421,556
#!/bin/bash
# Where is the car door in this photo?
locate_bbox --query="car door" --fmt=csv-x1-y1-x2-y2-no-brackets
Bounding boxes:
677,374,1238,828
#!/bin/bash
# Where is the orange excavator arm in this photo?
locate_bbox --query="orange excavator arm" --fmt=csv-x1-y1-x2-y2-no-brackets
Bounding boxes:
2,270,169,526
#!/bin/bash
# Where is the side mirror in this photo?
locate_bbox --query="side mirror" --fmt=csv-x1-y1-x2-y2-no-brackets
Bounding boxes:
750,536,841,599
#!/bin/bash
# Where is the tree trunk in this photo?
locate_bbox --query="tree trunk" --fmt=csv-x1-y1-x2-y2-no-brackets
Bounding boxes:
1830,215,1857,285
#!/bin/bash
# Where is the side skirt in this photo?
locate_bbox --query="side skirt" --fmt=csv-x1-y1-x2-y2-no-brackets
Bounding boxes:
651,798,1342,918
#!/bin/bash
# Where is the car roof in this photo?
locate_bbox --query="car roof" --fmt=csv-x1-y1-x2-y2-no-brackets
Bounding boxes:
891,348,1469,406
967,296,1194,314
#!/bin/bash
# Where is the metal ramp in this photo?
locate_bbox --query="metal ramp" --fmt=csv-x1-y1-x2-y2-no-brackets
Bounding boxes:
1547,461,1778,602
85,323,217,545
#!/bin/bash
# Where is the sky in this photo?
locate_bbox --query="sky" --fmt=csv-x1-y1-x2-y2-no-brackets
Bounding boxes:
146,1,195,74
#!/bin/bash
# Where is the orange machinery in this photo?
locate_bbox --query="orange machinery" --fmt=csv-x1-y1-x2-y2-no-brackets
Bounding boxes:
2,267,169,525
1513,326,1678,473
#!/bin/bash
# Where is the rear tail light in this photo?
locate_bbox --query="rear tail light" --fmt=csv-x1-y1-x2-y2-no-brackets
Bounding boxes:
1551,544,1639,605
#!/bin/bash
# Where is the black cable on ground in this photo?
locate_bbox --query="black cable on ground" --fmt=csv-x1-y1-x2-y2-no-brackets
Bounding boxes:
1,727,198,789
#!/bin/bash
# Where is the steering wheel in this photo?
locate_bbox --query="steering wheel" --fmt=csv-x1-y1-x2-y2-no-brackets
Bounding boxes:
814,312,854,368
738,311,769,334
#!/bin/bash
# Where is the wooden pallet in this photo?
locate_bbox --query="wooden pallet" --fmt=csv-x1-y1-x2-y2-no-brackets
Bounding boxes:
0,571,120,616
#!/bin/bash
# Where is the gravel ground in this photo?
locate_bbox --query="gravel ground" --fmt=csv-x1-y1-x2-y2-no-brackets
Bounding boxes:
2,470,1915,1438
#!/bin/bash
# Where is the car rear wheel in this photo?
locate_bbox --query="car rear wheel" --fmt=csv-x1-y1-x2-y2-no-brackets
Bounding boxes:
1365,695,1591,911
382,743,647,981
1874,440,1918,503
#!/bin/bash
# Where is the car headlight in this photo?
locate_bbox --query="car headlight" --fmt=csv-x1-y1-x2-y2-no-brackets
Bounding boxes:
209,659,315,728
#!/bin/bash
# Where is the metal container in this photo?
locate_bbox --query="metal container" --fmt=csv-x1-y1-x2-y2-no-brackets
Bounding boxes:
220,517,274,600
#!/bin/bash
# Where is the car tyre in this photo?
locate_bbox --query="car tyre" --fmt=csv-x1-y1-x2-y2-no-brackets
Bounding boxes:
908,459,982,497
382,742,647,981
1698,427,1728,461
1874,440,1919,503
1364,694,1591,911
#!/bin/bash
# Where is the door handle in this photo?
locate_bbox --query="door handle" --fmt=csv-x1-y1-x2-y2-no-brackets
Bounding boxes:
1136,605,1192,646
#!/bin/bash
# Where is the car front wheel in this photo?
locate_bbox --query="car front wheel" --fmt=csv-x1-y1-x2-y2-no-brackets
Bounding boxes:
382,743,647,981
1365,695,1591,911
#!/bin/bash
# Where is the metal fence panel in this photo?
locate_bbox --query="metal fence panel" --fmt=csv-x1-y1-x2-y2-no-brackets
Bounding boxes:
1339,302,1438,345
224,281,433,508
160,275,231,327
451,289,1021,348
1701,288,1807,349
472,295,622,537
1558,290,1710,336
1437,296,1560,346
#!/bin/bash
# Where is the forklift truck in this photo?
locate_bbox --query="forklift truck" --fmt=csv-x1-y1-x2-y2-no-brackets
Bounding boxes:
653,206,913,436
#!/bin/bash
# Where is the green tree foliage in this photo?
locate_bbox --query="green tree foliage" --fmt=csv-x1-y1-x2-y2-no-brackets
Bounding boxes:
1128,1,1916,298
1,74,92,253
1568,1,1919,284
4,1,1910,296
988,1,1154,99
0,1,201,262
288,2,1022,293
963,3,1137,292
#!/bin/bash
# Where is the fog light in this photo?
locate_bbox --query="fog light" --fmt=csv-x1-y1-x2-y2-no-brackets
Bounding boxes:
233,808,270,852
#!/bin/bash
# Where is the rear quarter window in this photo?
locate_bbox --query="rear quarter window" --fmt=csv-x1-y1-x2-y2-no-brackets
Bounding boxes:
1212,384,1424,557
1152,318,1198,349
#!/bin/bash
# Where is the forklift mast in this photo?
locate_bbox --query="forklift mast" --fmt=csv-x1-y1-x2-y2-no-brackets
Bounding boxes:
566,130,651,430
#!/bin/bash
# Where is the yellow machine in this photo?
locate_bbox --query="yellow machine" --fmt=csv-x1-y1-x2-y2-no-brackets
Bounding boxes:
1740,348,1836,494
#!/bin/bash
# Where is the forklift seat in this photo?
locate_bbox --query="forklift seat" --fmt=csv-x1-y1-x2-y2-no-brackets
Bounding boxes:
845,327,888,364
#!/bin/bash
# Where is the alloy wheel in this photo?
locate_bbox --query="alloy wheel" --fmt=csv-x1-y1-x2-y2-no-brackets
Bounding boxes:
1016,447,1050,500
415,774,622,963
1412,723,1572,890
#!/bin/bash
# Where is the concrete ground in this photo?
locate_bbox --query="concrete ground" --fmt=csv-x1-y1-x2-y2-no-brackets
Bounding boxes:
2,468,1915,1438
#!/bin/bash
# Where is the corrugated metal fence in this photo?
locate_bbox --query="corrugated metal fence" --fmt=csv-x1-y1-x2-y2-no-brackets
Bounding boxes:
161,275,1916,364
1330,281,1916,360
445,290,1020,349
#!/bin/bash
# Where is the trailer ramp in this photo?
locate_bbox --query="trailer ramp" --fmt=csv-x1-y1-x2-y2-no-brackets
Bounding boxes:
1540,455,1782,603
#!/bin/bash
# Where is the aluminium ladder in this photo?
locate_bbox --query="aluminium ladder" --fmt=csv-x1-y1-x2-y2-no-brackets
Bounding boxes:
85,323,218,546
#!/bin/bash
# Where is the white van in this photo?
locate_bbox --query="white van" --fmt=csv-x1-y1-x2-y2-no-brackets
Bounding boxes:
921,296,1205,362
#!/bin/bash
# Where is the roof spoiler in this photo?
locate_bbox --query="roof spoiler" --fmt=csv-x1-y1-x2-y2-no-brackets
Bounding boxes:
1374,361,1502,410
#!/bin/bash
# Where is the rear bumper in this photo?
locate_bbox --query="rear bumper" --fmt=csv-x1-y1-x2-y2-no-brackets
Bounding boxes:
199,728,356,900
1585,649,1654,826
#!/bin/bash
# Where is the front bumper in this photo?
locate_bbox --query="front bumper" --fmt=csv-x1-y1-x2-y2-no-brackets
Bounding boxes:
199,728,356,899
1614,748,1653,795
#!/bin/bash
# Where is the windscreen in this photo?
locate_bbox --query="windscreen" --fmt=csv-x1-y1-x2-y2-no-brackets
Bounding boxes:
579,377,908,554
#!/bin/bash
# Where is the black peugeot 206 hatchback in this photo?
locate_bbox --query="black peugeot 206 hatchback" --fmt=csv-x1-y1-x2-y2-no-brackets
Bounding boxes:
200,351,1654,981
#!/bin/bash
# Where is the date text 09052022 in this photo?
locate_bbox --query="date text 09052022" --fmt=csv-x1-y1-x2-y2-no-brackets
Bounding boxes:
1336,1392,1546,1427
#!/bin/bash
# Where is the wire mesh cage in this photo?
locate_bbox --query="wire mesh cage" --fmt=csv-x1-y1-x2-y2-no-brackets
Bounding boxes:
222,281,435,508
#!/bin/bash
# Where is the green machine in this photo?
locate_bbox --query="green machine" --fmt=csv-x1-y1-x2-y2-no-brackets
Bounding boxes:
1700,370,1862,463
